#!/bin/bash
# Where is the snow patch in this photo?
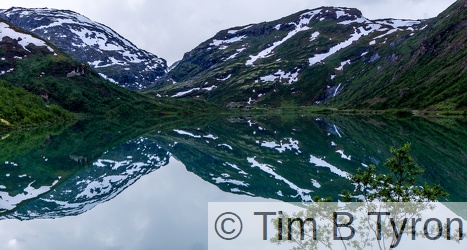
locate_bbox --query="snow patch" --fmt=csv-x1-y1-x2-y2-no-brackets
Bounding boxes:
171,88,200,97
218,144,233,150
260,69,300,84
336,60,351,71
0,22,55,54
333,83,343,97
311,179,322,188
259,138,301,154
336,150,352,160
173,130,202,138
98,73,118,84
309,25,381,66
217,74,231,81
246,10,319,66
310,31,320,41
213,177,249,187
0,180,59,210
210,35,247,48
248,157,312,201
376,19,421,29
309,155,349,178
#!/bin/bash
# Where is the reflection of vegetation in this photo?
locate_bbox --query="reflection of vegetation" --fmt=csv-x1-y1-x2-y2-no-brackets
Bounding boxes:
271,145,457,250
1,114,465,222
271,201,465,250
0,114,200,217
145,115,466,206
342,143,448,202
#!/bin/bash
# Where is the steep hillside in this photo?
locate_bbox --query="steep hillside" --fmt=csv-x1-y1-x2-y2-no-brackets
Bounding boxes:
328,0,467,110
0,18,204,123
148,1,466,110
0,7,168,90
0,20,72,128
0,80,71,128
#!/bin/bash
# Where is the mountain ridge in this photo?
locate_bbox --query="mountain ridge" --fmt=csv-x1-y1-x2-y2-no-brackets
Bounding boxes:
0,16,205,124
0,2,465,111
0,7,168,90
147,1,466,110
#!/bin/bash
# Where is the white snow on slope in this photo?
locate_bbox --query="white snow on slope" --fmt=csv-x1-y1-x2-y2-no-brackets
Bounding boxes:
172,88,201,97
210,35,247,48
173,130,218,140
217,74,232,81
336,60,351,71
227,25,253,34
246,9,320,66
218,144,233,150
310,31,320,41
98,73,118,84
311,179,322,188
25,9,138,52
173,129,202,138
333,83,343,97
376,19,421,29
309,25,381,66
1,7,166,83
260,69,300,84
0,22,55,54
171,85,217,97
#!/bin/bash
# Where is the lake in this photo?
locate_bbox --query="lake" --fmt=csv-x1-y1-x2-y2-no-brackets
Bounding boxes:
0,114,466,249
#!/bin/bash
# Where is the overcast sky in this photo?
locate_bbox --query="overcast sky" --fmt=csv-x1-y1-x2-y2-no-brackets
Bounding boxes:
0,0,456,65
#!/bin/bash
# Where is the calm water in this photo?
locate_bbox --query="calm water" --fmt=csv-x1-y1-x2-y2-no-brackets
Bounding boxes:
0,115,466,249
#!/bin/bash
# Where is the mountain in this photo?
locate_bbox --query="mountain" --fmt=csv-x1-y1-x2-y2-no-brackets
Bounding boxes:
0,16,210,122
0,17,139,116
0,7,168,90
0,18,72,127
147,0,466,110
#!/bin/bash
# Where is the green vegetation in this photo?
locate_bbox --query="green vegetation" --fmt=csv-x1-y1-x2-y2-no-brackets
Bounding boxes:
0,80,73,129
0,53,211,117
147,0,465,112
342,143,448,202
0,23,219,130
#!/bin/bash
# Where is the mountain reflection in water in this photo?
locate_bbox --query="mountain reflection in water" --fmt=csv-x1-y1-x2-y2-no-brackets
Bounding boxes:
0,115,466,220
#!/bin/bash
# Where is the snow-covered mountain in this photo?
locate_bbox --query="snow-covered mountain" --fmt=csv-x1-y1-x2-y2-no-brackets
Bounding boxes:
148,1,466,110
149,6,423,100
0,7,167,90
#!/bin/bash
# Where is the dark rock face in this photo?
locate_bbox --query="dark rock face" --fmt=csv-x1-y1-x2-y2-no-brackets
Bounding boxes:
0,7,168,90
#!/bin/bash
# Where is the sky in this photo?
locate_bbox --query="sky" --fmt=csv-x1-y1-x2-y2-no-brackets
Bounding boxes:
0,0,457,65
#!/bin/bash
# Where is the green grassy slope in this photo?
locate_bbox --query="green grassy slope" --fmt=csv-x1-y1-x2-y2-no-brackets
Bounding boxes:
0,80,72,128
328,0,467,110
147,0,466,111
0,18,215,129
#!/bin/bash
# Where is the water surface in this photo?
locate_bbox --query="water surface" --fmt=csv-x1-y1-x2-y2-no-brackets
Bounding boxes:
0,115,465,248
